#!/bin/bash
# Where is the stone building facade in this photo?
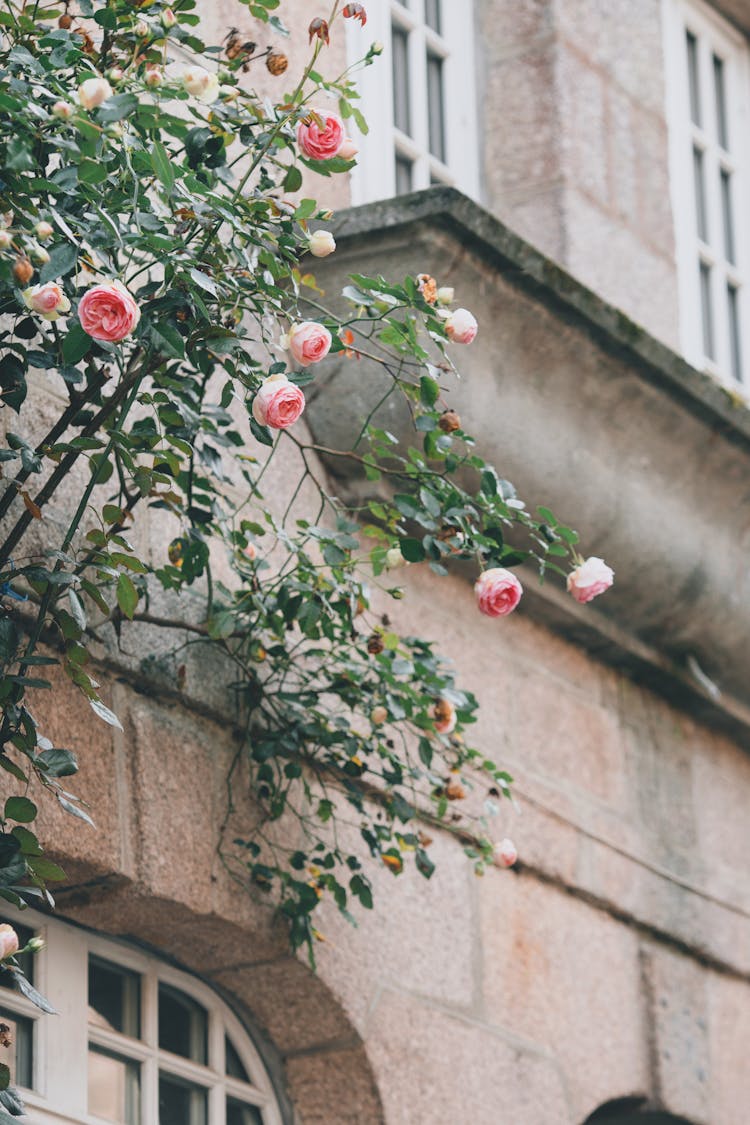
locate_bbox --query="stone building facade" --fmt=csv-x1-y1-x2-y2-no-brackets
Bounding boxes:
2,1,750,1123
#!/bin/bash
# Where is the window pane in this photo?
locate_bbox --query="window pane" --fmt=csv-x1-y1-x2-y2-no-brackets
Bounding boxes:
391,25,411,135
88,1047,140,1124
426,51,446,162
0,1008,32,1088
159,1072,208,1125
226,1035,250,1081
227,1097,264,1125
699,261,715,360
158,983,207,1064
89,957,141,1037
720,168,735,263
692,146,707,241
686,30,701,125
728,284,743,383
395,154,413,195
713,54,728,148
424,0,441,33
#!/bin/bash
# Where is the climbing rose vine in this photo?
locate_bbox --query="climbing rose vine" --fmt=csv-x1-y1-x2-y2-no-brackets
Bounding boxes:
0,2,613,1081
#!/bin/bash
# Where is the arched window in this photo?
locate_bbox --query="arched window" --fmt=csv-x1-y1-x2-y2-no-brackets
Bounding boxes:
584,1097,697,1125
0,912,284,1125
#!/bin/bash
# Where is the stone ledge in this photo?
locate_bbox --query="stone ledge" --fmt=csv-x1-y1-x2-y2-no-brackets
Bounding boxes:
306,186,750,746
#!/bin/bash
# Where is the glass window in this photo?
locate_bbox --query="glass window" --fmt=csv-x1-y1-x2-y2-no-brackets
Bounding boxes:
426,51,445,161
226,1035,251,1081
391,24,411,136
158,983,208,1064
88,1047,140,1124
665,0,749,388
227,1098,264,1125
159,1072,208,1125
0,1008,32,1088
89,956,141,1037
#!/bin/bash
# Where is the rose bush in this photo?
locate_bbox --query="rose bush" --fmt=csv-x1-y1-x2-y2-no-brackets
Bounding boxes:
0,0,612,1033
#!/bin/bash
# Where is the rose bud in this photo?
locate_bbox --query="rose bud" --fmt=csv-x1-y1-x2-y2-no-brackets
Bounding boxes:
182,66,220,103
369,41,384,56
0,926,19,961
385,546,406,570
144,68,164,88
244,542,257,561
493,838,517,868
22,281,71,321
252,374,306,431
25,936,45,953
34,221,54,241
438,409,461,434
78,279,140,342
343,3,367,24
135,20,149,36
566,557,614,604
367,633,385,655
297,110,345,161
30,245,50,265
266,51,288,76
474,568,523,618
437,286,454,306
370,705,388,725
288,321,332,366
78,76,114,110
107,66,124,83
445,307,478,344
161,7,177,29
52,100,74,119
308,17,330,45
338,137,358,161
433,698,456,735
446,774,466,800
308,230,336,258
13,257,34,286
0,231,12,250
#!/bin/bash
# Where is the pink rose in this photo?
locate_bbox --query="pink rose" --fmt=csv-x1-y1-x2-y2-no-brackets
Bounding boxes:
493,838,517,868
566,556,614,604
288,321,332,366
446,308,478,345
78,280,140,342
474,568,523,618
252,374,305,430
22,282,71,321
0,924,19,960
297,111,345,161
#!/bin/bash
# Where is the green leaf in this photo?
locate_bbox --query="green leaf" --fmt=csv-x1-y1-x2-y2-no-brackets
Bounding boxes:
7,967,56,1013
67,588,87,632
151,140,175,193
283,165,303,192
89,698,122,730
116,573,138,619
419,375,439,407
62,322,92,365
399,538,425,563
149,321,185,359
4,797,37,824
39,241,78,283
36,748,78,778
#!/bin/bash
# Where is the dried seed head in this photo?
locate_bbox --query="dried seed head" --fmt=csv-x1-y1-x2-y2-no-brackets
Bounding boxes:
438,409,460,434
308,17,330,45
266,50,288,76
343,3,367,23
367,632,385,655
12,256,33,286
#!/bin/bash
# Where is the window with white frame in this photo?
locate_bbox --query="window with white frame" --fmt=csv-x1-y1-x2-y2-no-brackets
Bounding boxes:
664,0,750,389
0,912,283,1125
346,0,479,204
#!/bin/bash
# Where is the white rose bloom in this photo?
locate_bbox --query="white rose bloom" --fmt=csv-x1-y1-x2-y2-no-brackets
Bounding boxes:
78,77,113,110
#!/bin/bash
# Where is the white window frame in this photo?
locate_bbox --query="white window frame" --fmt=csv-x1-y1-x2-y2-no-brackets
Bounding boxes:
663,0,750,390
346,0,480,204
0,910,283,1125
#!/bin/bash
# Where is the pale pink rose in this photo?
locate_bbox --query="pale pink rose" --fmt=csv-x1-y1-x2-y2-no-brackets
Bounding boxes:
182,67,220,103
244,542,257,561
35,221,54,241
446,307,478,345
474,568,523,618
288,321,332,366
0,924,19,960
78,76,113,110
297,111,345,161
308,230,336,257
78,280,140,342
566,557,614,604
252,374,305,430
52,100,74,120
22,282,71,321
338,137,358,161
493,838,517,868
